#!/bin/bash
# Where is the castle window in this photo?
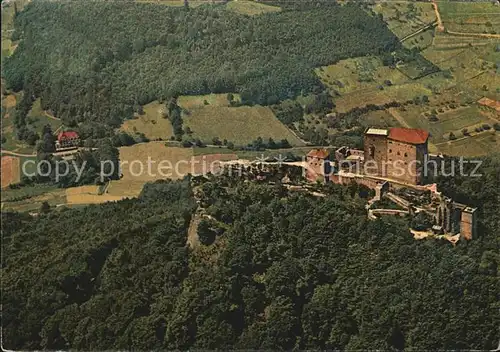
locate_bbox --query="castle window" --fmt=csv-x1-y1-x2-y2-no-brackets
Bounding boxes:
397,151,400,156
389,149,392,153
369,145,375,158
404,153,408,157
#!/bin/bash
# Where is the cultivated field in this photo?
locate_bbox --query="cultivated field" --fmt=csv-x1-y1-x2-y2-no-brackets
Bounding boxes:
226,0,281,16
1,155,20,188
106,143,240,198
438,1,500,34
334,83,432,113
120,101,174,140
182,105,304,146
436,131,500,157
389,103,496,145
402,27,435,51
372,1,436,39
316,56,408,94
65,185,125,205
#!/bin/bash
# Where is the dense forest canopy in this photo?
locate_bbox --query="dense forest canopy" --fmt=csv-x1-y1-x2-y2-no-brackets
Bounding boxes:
3,1,399,127
2,154,499,350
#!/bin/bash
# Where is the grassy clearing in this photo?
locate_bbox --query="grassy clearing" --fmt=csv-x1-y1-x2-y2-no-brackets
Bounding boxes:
1,0,30,59
360,110,402,129
457,70,500,101
226,0,281,16
118,142,194,181
65,185,126,204
1,188,67,212
192,146,314,159
120,101,173,140
372,1,436,39
1,183,59,202
2,97,63,154
437,131,500,157
134,0,216,7
316,56,409,95
27,99,63,132
178,93,241,110
335,83,432,113
183,105,304,146
439,1,500,34
1,92,33,154
103,143,194,199
402,27,435,51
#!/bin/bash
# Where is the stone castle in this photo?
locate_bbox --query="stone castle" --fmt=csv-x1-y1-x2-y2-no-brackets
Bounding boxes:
305,127,478,240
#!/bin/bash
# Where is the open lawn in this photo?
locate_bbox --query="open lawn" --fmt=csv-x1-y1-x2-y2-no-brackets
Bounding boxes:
226,0,281,16
439,1,500,34
182,105,304,146
120,101,173,140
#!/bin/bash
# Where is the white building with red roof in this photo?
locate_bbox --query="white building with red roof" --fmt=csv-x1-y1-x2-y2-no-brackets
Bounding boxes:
55,131,80,150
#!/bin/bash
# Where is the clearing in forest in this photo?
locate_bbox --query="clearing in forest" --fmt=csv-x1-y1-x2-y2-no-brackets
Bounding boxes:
182,105,304,146
372,1,436,39
226,0,281,16
120,101,174,140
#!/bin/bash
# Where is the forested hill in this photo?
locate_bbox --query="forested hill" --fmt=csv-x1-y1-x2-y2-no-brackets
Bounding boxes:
2,157,500,350
3,1,399,127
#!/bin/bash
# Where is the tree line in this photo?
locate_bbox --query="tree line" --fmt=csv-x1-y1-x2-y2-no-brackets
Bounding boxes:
4,1,400,131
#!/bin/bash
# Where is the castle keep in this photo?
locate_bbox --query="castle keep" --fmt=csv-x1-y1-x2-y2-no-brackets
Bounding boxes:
364,127,429,185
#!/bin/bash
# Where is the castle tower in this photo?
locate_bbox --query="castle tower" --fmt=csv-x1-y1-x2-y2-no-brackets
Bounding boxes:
460,207,477,240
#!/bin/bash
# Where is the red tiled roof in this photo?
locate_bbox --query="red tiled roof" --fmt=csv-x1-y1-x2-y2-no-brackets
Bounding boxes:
307,148,330,159
388,127,429,145
58,131,79,141
478,97,500,112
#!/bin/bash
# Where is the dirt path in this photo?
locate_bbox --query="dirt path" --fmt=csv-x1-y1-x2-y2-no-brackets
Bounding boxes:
432,0,445,32
1,149,36,157
387,108,411,128
432,0,500,39
400,22,437,42
44,111,61,121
